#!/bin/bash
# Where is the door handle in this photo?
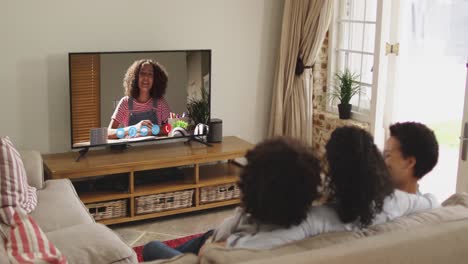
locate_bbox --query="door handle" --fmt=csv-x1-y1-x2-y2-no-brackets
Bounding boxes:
461,122,468,161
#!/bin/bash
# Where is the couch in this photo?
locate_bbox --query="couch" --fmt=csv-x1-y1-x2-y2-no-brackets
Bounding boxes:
0,150,139,264
156,194,468,264
3,151,468,264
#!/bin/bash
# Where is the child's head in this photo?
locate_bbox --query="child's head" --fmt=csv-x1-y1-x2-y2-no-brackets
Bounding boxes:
385,122,439,190
238,137,321,227
325,126,394,227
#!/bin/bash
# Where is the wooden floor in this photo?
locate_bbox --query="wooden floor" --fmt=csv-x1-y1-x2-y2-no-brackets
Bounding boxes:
110,205,236,247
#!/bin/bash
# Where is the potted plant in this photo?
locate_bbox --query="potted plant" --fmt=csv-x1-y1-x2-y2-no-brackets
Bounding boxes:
187,86,210,128
329,68,361,119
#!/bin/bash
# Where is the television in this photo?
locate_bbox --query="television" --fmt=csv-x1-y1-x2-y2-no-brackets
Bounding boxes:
69,50,211,149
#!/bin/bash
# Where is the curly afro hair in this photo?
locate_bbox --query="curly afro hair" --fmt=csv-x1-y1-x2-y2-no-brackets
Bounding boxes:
123,59,168,99
389,122,439,179
325,126,394,227
238,137,321,228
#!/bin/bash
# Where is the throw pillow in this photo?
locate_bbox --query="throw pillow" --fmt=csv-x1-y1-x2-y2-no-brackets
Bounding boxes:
1,207,67,264
0,137,37,225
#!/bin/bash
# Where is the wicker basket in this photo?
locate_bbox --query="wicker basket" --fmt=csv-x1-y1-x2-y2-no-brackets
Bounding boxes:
86,199,127,221
200,183,240,204
135,190,194,215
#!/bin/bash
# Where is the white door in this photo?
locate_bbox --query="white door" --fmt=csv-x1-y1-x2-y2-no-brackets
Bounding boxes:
382,0,468,201
456,62,468,193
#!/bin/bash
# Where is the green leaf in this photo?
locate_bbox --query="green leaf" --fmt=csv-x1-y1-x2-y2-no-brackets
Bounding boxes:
187,86,210,125
328,68,362,104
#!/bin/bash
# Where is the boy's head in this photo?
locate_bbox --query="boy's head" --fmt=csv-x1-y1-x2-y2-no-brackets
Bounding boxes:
238,137,321,227
384,122,439,191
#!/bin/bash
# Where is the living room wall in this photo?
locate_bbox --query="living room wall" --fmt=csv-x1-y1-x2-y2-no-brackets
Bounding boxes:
0,0,284,153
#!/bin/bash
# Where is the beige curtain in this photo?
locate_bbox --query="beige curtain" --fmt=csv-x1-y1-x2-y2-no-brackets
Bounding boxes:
268,0,333,144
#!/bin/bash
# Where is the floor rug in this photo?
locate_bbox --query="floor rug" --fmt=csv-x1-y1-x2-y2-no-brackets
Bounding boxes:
133,233,203,262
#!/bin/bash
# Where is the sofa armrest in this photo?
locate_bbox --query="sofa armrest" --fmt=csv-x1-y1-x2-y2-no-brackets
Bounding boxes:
19,150,44,190
46,223,137,264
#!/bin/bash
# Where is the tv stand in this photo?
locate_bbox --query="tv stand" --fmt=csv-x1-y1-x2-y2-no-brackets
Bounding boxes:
185,136,213,147
75,147,89,162
42,136,252,225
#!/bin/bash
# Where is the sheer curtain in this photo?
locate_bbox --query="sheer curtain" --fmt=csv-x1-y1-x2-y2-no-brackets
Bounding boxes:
268,0,333,144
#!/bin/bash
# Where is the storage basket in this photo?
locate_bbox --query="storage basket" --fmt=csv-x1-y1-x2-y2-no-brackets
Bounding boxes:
86,199,127,221
135,189,194,215
200,183,240,204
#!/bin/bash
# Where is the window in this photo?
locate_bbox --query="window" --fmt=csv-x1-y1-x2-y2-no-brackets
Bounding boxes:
328,0,378,120
70,54,101,144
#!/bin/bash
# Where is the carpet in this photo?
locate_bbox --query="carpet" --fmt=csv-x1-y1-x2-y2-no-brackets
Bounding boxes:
133,233,203,262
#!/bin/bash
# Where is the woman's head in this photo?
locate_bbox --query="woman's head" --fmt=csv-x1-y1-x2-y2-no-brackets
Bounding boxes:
325,126,394,227
239,137,321,228
123,59,168,99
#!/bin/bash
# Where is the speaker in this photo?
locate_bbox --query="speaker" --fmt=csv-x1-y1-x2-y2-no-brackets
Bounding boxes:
90,128,108,145
208,118,222,143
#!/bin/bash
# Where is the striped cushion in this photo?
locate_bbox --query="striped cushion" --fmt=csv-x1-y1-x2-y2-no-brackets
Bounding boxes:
1,208,67,264
0,137,37,225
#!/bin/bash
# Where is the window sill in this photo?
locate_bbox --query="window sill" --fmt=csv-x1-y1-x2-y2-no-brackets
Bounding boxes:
314,109,370,129
324,104,371,123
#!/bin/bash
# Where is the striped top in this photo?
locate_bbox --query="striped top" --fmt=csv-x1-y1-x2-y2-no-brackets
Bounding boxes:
111,96,171,127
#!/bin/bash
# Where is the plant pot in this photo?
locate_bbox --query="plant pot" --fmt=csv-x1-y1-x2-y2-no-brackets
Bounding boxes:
338,103,352,119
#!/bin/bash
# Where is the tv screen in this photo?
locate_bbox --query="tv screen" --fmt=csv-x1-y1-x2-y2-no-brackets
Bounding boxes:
69,50,211,149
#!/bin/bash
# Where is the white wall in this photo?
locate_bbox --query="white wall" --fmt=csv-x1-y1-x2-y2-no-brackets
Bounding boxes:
100,52,188,127
0,0,284,153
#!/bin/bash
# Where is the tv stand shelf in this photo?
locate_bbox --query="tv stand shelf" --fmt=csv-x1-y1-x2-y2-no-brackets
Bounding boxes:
42,136,252,225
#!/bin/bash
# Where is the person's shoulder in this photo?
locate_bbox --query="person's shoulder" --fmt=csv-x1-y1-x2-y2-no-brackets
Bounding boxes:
158,96,169,105
116,96,130,109
389,189,440,208
420,192,440,208
119,96,130,105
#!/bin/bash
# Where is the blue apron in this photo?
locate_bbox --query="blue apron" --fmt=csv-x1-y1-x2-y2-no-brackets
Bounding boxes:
128,97,158,126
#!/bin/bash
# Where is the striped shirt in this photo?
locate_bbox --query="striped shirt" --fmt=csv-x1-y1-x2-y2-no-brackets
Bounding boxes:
111,96,171,127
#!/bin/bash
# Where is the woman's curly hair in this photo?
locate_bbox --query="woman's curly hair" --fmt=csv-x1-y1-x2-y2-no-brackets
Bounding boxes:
123,59,168,99
325,126,394,227
238,137,322,227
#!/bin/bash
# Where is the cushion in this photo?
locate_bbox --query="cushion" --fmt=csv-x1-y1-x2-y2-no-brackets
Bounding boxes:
1,208,67,264
18,150,45,190
30,179,94,233
201,231,362,264
46,223,136,264
0,137,37,225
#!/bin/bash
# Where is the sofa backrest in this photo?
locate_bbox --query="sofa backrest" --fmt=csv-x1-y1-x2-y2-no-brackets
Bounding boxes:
241,219,468,264
19,150,44,190
201,193,468,264
200,231,364,264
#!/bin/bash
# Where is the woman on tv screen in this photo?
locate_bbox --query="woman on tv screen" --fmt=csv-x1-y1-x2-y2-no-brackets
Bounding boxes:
108,59,172,139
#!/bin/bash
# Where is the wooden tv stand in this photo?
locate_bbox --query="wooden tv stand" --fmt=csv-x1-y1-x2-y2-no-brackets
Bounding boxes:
42,136,253,225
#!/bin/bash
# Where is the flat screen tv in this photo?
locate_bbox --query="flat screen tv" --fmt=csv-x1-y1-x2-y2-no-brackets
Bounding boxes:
69,50,211,149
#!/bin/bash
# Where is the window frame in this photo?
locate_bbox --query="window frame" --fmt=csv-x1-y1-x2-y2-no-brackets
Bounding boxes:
327,0,378,123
